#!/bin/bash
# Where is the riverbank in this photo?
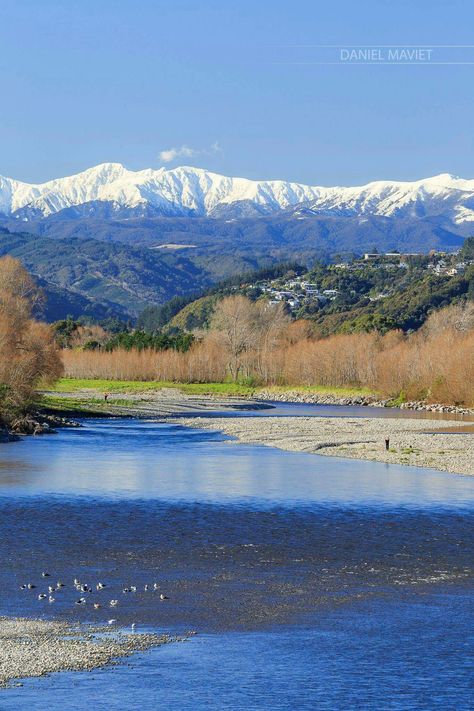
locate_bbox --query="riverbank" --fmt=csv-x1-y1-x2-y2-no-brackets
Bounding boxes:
173,415,474,476
255,389,474,416
34,381,474,474
0,617,175,688
39,387,272,419
40,379,474,417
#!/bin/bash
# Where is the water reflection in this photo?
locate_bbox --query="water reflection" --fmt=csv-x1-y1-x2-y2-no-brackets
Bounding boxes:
0,418,472,708
0,419,472,508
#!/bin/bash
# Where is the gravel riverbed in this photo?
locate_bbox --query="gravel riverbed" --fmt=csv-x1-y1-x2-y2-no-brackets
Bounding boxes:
0,617,175,688
39,389,474,474
173,415,474,476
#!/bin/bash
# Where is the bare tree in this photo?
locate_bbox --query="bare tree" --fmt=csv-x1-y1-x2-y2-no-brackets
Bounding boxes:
423,302,474,337
0,257,62,425
209,296,290,380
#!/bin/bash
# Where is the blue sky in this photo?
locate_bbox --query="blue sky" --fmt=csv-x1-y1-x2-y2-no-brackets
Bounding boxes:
0,0,473,185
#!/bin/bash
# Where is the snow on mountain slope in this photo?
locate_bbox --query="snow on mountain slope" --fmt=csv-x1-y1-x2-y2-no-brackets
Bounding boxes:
301,174,474,224
0,163,473,224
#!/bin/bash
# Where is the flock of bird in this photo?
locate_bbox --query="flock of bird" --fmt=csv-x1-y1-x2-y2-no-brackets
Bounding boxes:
19,571,170,624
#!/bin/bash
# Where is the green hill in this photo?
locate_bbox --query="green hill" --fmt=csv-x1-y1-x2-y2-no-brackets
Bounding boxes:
155,247,474,336
0,227,212,319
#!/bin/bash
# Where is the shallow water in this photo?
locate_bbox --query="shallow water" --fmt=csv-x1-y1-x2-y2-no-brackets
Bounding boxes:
178,398,474,422
3,595,473,711
0,418,472,507
0,417,473,708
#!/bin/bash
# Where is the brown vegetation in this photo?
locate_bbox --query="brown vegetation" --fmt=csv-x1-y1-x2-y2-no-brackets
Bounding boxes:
0,257,63,426
63,296,474,406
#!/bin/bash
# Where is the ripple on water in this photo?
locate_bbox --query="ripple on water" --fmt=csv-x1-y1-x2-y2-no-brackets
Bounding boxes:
0,418,472,708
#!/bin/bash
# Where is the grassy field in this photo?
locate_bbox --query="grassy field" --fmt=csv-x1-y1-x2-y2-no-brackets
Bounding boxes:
43,378,376,398
37,394,137,414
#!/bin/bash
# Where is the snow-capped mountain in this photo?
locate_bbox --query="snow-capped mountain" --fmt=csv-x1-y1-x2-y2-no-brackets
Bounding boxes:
299,173,474,226
0,163,473,226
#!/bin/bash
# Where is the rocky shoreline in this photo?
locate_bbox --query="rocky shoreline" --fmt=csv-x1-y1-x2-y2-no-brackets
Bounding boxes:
0,412,81,440
254,390,474,416
11,412,82,436
0,616,178,689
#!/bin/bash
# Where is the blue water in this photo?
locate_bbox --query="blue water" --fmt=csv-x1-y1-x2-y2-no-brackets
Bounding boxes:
3,596,473,710
175,399,474,422
0,418,472,508
0,417,473,709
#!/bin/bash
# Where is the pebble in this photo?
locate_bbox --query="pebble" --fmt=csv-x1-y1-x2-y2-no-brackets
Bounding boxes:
0,617,174,688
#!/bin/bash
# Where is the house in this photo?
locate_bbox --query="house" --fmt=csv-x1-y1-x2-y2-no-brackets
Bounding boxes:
433,260,448,275
446,266,464,276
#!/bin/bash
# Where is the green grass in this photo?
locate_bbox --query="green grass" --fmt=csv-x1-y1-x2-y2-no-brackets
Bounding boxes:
45,379,257,396
401,446,421,455
43,378,376,399
37,394,136,414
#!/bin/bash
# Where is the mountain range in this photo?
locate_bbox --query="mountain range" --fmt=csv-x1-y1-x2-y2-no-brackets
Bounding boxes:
0,164,472,321
1,163,474,227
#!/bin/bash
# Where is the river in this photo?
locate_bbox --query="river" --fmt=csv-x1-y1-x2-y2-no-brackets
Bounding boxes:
0,414,473,709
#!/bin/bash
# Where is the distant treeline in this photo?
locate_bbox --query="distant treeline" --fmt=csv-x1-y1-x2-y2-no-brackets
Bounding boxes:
63,296,474,407
53,319,194,353
102,330,194,353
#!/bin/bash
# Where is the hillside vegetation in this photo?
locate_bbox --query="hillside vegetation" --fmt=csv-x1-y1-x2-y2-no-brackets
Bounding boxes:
0,227,213,318
160,244,474,336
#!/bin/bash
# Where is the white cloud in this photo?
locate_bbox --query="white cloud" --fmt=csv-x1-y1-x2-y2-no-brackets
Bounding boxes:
159,145,196,163
159,142,222,164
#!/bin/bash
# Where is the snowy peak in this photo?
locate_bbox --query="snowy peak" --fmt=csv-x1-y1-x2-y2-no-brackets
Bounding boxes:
0,164,473,224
